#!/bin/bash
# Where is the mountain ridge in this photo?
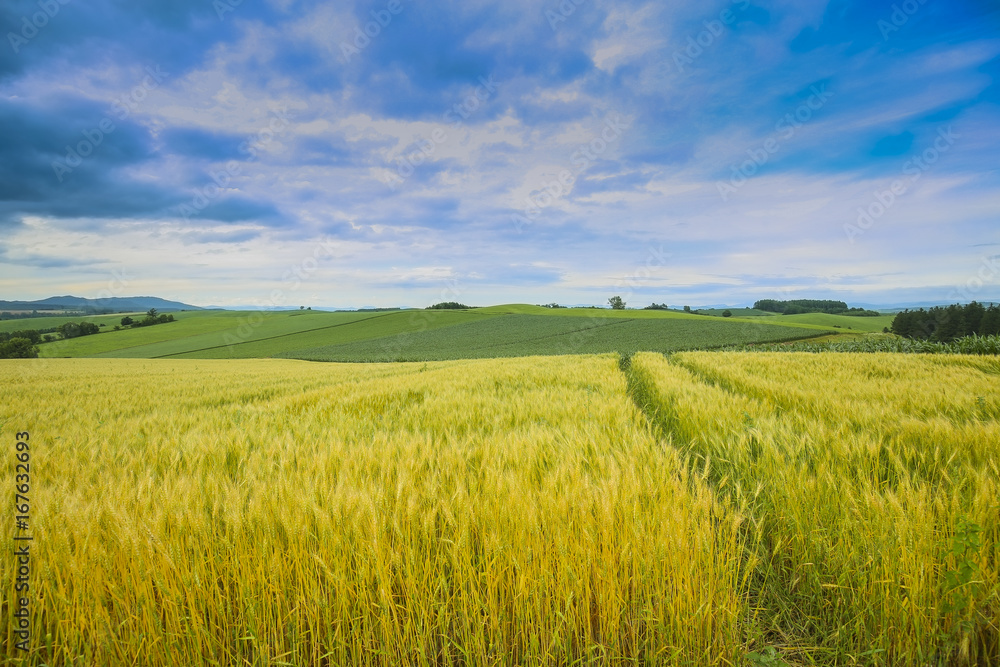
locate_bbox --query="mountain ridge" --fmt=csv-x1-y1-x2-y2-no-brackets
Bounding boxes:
0,296,205,312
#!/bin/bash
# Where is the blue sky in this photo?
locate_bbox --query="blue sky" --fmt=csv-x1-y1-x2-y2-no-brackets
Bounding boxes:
1,0,998,308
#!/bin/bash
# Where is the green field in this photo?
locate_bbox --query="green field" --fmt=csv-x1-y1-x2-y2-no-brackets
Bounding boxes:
0,311,148,334
689,307,777,317
25,306,837,360
746,311,895,332
279,313,824,362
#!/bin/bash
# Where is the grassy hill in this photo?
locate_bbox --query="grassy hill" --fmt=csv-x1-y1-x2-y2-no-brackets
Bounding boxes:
750,312,895,332
277,314,826,362
691,307,777,317
0,311,147,334
27,305,840,360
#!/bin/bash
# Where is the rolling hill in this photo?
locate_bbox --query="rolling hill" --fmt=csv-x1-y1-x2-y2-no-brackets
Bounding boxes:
26,306,839,361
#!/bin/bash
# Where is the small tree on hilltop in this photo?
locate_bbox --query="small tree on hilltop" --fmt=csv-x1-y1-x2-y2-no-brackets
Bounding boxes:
608,296,626,310
723,310,732,317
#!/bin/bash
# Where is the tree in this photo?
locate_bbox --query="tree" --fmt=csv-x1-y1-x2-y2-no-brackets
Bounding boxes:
722,310,732,317
964,301,986,336
428,302,470,310
9,330,41,345
933,304,965,342
608,296,626,310
121,316,134,326
146,308,158,319
683,305,691,313
59,322,82,339
0,338,38,359
981,306,1000,336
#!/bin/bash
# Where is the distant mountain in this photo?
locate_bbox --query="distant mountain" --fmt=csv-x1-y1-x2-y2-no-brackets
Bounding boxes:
0,296,204,312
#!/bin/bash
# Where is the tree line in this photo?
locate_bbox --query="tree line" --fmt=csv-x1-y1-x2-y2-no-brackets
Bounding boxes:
1,310,81,320
753,299,880,316
427,302,471,310
121,309,175,328
890,302,1000,342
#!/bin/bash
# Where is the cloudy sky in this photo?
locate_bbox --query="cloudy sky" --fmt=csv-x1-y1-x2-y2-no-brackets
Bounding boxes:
1,0,998,308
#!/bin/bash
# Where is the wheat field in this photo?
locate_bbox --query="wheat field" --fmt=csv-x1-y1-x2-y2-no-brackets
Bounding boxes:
0,353,997,665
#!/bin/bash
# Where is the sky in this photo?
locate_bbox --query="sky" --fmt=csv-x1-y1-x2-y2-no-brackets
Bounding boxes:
1,0,998,309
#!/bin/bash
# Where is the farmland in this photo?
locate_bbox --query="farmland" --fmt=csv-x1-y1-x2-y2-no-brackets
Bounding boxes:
749,311,896,332
27,306,834,360
276,313,820,362
1,352,996,665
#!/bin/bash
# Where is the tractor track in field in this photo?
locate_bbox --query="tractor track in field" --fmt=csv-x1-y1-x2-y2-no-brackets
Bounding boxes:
149,312,401,358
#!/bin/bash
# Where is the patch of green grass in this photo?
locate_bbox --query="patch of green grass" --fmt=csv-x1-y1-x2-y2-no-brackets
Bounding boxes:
746,312,895,332
38,310,263,357
29,304,839,359
151,309,495,359
694,308,777,317
282,314,829,362
0,311,148,334
480,304,796,321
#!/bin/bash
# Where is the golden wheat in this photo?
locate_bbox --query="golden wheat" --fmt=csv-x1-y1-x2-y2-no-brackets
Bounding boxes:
1,356,746,666
2,352,995,665
630,351,998,665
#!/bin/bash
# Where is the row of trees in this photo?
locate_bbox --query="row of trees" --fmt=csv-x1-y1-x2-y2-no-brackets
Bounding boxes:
0,337,38,358
121,310,175,328
59,321,101,339
0,329,47,345
427,302,471,310
753,299,880,316
0,309,92,321
891,302,1000,342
